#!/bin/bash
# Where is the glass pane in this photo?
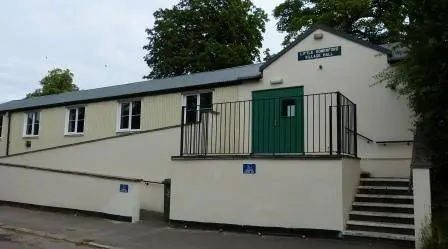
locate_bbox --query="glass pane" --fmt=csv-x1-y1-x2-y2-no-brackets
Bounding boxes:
33,123,39,135
27,113,33,126
68,120,76,133
34,112,40,123
121,102,130,116
78,107,85,120
131,115,141,130
120,116,129,129
200,92,213,109
26,124,33,135
132,101,141,116
186,110,197,124
0,115,3,136
69,108,76,121
281,99,296,117
186,95,197,109
77,119,84,133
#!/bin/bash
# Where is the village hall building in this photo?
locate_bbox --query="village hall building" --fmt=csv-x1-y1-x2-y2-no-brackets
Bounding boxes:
0,25,418,242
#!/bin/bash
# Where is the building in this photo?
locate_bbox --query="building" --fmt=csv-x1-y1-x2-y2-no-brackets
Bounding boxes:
0,25,419,242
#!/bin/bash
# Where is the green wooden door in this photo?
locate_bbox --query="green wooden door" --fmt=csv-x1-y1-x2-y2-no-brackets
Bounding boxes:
252,87,304,154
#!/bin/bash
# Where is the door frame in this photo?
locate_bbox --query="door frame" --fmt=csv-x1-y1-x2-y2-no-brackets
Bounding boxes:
251,86,305,154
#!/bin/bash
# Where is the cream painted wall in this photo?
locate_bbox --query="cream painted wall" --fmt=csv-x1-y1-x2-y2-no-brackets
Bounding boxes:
5,86,240,155
342,158,361,225
235,29,413,176
0,165,140,222
7,93,181,155
170,158,360,231
0,126,180,212
0,113,8,157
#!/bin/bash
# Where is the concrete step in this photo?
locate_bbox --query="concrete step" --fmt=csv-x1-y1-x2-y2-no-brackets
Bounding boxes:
357,186,412,195
346,220,415,235
360,178,410,187
349,210,414,224
355,194,413,204
355,194,413,199
360,178,409,182
352,202,413,209
352,202,414,214
349,211,413,219
347,220,414,229
343,230,415,241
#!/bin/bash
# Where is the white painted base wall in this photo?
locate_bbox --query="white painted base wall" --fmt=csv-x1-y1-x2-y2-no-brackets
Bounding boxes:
140,183,164,213
361,159,411,178
170,158,360,231
0,127,180,213
0,165,141,222
413,168,432,249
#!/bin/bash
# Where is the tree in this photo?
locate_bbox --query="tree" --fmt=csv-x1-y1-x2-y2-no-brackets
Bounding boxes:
378,0,448,212
273,0,407,46
26,69,79,98
143,0,268,79
262,48,274,62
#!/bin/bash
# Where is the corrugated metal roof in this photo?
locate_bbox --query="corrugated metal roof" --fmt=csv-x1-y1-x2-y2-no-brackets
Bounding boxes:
0,63,262,112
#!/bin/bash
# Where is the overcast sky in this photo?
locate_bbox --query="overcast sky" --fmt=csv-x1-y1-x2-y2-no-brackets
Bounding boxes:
0,0,284,103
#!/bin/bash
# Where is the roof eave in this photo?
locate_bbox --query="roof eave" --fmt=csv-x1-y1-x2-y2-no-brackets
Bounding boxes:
0,74,262,113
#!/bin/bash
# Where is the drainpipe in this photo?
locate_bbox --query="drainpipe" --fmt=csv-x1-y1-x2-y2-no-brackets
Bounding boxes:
6,112,11,156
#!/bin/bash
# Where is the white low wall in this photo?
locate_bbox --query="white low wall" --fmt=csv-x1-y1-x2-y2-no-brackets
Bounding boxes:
0,127,180,213
170,157,360,231
413,167,432,249
0,164,141,222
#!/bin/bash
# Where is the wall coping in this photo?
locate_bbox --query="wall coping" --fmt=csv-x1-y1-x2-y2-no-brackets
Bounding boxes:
0,162,144,182
171,155,359,161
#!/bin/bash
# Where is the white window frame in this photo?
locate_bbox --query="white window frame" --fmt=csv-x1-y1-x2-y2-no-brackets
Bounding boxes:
116,100,142,132
64,106,85,136
181,91,213,123
23,111,40,138
0,114,3,139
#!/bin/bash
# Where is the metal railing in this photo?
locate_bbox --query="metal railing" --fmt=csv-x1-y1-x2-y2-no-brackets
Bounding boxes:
180,91,357,157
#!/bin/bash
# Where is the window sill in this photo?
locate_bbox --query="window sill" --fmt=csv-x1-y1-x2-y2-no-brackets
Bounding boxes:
116,129,141,134
22,135,39,139
64,133,84,137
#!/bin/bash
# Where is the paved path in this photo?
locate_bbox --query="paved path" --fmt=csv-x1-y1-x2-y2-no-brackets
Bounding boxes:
0,205,412,249
0,227,91,249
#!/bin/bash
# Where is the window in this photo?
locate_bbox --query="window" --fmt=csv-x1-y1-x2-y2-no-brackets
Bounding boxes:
183,92,213,124
0,114,3,138
23,111,40,136
281,99,296,117
118,100,141,131
66,107,85,134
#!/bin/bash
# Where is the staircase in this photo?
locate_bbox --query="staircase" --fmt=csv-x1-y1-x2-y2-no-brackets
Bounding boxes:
344,177,415,242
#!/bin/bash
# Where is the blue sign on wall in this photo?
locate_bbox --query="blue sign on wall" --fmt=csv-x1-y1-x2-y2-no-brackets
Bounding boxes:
119,184,129,193
243,164,256,174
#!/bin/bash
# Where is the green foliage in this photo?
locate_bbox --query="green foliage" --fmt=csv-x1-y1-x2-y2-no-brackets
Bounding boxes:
420,213,448,249
27,69,79,98
262,48,274,62
273,0,407,46
143,0,268,79
378,0,448,205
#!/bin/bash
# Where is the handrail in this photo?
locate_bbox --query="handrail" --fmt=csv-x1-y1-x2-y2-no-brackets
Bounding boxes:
376,140,414,145
345,128,373,143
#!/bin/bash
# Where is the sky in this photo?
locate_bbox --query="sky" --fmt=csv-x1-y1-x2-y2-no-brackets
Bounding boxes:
0,0,285,103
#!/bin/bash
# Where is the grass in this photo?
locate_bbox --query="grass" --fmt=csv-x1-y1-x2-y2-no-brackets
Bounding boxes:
420,208,448,249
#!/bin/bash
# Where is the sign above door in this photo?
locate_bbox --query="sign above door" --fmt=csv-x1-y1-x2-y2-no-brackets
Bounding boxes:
298,46,341,61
